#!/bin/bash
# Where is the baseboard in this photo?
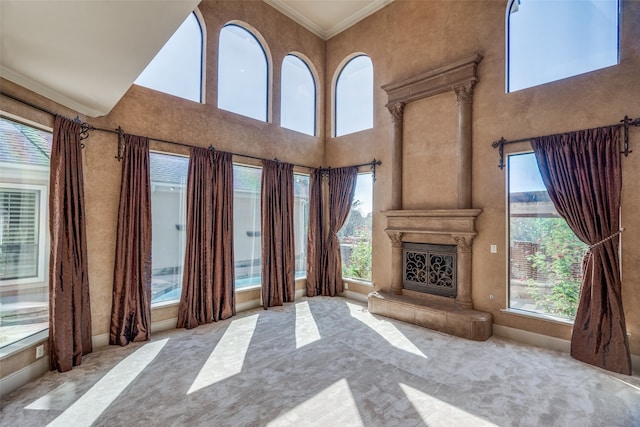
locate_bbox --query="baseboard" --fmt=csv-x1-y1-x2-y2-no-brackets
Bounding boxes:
92,333,110,349
493,324,640,372
493,324,571,353
341,290,368,303
151,318,177,334
0,355,49,398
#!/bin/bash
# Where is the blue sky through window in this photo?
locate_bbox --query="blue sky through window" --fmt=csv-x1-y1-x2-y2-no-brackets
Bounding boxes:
281,55,315,136
218,25,268,122
335,55,373,137
135,12,202,102
508,0,619,92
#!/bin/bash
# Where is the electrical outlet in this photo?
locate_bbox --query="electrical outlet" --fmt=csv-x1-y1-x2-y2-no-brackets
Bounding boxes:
344,282,349,290
35,344,44,359
490,244,497,253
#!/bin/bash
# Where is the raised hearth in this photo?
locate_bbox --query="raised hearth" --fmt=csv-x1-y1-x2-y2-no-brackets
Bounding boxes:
368,209,493,341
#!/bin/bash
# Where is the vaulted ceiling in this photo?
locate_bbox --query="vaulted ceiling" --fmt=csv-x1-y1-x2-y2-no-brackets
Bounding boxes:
0,1,391,118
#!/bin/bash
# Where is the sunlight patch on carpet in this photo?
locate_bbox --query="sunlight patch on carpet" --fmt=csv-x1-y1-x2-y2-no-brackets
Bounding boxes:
267,378,364,426
346,302,426,359
295,301,321,349
45,338,169,427
400,383,497,426
188,314,259,394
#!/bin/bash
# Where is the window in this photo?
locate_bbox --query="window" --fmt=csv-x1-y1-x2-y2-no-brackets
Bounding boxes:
507,0,619,92
281,55,315,136
335,55,373,137
293,174,310,278
338,173,373,281
218,24,268,121
508,152,586,320
233,165,262,288
0,116,51,348
135,11,204,102
150,152,188,305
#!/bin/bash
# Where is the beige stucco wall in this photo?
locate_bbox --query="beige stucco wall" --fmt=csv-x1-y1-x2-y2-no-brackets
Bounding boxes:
325,0,640,355
1,0,639,385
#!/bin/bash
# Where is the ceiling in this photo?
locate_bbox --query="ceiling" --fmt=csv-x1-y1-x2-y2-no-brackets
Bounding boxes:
0,0,390,118
264,0,393,40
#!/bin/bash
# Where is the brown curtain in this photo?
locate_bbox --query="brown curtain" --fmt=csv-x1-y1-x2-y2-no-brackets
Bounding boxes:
110,134,152,346
531,126,631,375
177,148,235,328
49,116,92,372
321,167,358,296
306,168,324,297
261,160,295,308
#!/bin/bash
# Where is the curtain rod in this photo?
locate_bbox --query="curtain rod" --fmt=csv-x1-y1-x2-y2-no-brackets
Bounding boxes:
491,115,640,169
1,90,382,178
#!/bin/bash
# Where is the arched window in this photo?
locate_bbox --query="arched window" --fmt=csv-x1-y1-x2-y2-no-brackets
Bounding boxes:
281,54,316,136
218,24,268,122
335,55,373,137
507,0,619,92
135,11,204,103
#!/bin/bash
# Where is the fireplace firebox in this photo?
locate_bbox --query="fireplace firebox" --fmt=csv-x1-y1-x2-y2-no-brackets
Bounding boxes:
403,243,457,297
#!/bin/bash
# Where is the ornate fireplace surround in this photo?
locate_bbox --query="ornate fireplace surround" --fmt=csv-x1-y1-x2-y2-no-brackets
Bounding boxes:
367,52,493,341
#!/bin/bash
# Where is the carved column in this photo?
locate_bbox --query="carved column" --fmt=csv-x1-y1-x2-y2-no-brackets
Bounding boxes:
387,231,404,294
388,102,405,210
453,235,474,309
453,82,476,209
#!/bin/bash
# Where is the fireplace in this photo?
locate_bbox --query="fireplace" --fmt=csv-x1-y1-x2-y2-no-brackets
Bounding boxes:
368,209,493,341
403,242,457,298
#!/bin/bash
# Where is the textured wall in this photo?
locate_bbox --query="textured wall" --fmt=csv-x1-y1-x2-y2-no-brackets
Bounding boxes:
2,0,639,382
325,0,640,354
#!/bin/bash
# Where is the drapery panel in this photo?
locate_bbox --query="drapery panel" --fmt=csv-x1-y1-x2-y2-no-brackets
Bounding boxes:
531,126,631,375
322,167,358,296
177,148,235,328
49,115,92,372
261,160,295,308
110,134,152,346
306,169,323,297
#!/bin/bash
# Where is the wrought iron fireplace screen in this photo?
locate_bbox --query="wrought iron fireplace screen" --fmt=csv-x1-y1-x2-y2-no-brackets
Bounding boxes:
403,242,457,297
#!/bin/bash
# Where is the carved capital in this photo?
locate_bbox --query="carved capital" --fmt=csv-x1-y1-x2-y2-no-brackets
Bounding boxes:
453,235,474,253
453,81,476,105
387,102,406,122
387,231,404,248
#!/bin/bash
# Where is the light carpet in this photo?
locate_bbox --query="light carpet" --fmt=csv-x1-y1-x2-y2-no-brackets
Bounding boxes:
1,297,639,426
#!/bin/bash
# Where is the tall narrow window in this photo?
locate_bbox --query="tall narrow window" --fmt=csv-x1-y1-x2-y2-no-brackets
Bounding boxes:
338,173,373,281
335,55,373,137
294,174,310,278
233,165,262,288
507,0,619,92
218,24,268,121
150,152,188,305
0,116,51,348
281,55,315,136
508,152,586,320
135,11,204,102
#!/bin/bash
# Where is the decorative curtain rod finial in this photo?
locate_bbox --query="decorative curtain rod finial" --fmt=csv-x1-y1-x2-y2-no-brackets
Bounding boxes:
208,145,215,154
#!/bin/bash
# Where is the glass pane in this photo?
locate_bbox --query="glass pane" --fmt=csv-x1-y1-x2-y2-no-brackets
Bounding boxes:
150,152,188,305
218,25,268,121
0,116,51,348
294,174,309,278
338,173,373,281
336,55,373,137
135,12,203,102
508,152,586,320
233,165,262,288
282,55,315,136
508,0,619,92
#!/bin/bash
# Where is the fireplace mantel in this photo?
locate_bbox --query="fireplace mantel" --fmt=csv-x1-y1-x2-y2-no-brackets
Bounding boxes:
383,209,482,239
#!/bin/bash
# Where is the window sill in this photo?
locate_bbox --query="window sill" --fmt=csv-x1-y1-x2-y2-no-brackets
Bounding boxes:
0,329,48,360
343,277,374,288
501,308,573,326
151,300,180,310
